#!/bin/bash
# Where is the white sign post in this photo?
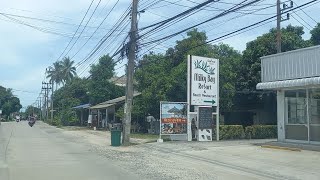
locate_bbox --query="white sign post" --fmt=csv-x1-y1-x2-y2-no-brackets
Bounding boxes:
187,55,219,141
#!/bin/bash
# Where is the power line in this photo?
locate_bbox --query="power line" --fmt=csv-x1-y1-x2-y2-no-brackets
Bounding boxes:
193,0,319,49
140,0,262,46
138,0,319,59
293,1,317,24
54,0,96,62
139,0,220,31
291,13,312,30
142,2,276,44
63,0,102,58
75,5,131,72
70,0,121,60
0,14,77,37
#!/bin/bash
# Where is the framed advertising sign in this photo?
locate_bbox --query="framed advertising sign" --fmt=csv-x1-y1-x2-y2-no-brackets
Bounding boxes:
160,102,188,135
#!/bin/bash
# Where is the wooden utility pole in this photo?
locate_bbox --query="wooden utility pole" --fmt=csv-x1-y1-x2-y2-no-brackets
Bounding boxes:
123,0,138,145
277,0,281,53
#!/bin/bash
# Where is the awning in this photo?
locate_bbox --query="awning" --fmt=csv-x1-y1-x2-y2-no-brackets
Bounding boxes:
89,103,114,110
102,93,141,104
72,103,91,109
257,76,320,90
89,92,141,110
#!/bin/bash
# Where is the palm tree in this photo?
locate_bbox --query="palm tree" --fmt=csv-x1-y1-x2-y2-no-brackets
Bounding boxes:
47,61,63,90
60,57,77,84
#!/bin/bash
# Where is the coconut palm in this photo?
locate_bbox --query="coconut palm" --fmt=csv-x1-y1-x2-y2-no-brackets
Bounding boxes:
47,61,63,90
60,57,77,84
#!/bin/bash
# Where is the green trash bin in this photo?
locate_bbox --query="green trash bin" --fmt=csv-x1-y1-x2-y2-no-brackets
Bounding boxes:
111,129,121,146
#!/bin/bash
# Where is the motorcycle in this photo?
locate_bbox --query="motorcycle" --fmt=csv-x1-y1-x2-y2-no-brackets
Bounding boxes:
28,117,36,127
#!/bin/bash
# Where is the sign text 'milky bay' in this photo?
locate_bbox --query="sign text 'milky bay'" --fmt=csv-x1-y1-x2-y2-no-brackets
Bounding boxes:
193,73,216,98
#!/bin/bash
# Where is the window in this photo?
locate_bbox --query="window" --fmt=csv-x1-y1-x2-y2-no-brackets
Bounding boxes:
310,89,320,125
285,90,307,124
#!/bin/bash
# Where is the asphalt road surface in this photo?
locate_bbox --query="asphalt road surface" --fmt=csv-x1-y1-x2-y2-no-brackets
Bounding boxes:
0,121,141,180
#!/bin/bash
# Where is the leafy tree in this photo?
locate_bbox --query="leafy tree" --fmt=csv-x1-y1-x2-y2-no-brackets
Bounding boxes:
53,77,89,125
233,25,311,115
0,85,22,117
25,105,40,116
88,55,125,104
310,23,320,45
237,25,310,92
134,29,242,119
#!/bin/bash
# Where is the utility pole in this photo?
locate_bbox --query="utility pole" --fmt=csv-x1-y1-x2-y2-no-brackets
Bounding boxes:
276,0,281,53
123,0,138,145
42,82,52,122
39,97,42,120
51,81,54,122
276,0,293,53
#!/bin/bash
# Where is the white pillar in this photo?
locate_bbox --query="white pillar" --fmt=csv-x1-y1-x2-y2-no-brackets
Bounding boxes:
277,90,285,142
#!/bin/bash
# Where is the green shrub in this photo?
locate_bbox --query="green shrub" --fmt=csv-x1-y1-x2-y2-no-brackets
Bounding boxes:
46,117,61,127
245,125,277,139
213,125,245,140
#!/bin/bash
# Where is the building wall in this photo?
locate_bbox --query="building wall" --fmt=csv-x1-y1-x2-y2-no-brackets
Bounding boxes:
261,45,320,82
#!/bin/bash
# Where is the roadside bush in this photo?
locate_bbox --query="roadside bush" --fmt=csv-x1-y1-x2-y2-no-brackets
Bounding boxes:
245,125,277,139
51,117,62,127
59,110,78,126
213,125,245,140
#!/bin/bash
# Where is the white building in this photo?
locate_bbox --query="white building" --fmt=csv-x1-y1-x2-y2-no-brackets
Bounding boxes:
257,45,320,144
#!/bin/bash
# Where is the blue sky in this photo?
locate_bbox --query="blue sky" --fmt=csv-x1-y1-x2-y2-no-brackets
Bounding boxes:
0,0,319,110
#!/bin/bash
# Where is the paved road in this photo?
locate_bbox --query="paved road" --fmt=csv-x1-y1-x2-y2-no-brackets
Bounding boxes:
0,122,141,180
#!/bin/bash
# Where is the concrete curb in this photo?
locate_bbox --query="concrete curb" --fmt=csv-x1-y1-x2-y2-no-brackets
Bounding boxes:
261,145,301,151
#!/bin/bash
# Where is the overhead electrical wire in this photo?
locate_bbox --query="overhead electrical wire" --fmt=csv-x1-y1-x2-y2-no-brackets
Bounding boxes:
0,14,77,37
138,0,319,59
191,0,319,50
142,2,276,44
54,0,96,62
75,5,132,75
291,12,312,30
63,0,102,59
293,1,318,24
139,0,253,40
139,0,221,31
140,0,262,46
75,6,131,68
75,12,130,71
70,0,120,60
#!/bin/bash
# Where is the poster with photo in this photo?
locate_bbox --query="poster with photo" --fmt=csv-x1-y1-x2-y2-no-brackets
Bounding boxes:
160,102,187,134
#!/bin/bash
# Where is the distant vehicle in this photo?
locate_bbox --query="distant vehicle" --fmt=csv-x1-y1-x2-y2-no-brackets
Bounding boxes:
16,115,20,122
28,117,36,127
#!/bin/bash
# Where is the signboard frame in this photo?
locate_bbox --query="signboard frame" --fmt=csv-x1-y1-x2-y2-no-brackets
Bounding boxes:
187,55,219,141
159,101,188,140
189,55,218,106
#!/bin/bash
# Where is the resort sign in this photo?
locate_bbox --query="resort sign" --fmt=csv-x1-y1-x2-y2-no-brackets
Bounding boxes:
188,55,219,106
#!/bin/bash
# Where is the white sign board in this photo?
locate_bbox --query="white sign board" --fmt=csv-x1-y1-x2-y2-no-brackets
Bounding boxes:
188,55,219,106
0,110,2,114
